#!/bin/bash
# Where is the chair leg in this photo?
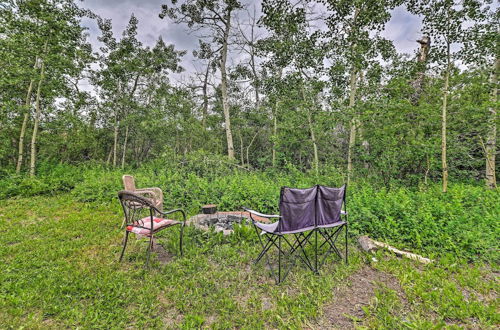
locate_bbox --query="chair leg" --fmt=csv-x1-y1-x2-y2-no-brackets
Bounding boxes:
179,224,185,256
315,229,319,273
278,235,282,284
146,235,153,267
345,223,348,265
119,231,129,262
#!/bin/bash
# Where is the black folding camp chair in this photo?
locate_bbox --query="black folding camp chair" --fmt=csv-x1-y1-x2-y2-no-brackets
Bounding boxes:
244,184,348,284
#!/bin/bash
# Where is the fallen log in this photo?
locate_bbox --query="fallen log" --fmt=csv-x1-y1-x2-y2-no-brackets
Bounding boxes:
358,235,433,264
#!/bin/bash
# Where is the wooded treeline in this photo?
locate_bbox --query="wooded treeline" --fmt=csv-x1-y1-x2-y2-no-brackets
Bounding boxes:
0,0,498,189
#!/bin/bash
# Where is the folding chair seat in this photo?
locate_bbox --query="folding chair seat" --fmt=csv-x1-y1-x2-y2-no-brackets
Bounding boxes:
118,191,186,266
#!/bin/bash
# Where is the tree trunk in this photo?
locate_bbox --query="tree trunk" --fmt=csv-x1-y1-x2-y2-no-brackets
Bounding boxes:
485,57,498,188
299,83,319,174
29,53,47,177
112,113,119,167
16,69,36,173
202,61,210,128
249,43,259,107
357,70,369,169
239,131,244,166
306,109,319,174
271,69,282,167
106,147,112,165
246,131,258,169
121,125,129,169
272,107,277,167
220,10,235,160
346,69,358,185
441,46,450,193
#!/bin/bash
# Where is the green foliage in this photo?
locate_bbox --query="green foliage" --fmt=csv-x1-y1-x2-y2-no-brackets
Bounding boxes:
1,161,497,263
0,163,82,199
349,183,500,262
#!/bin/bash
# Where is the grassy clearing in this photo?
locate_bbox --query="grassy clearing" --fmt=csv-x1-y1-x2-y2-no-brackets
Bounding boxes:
360,255,499,329
0,194,498,328
0,194,363,328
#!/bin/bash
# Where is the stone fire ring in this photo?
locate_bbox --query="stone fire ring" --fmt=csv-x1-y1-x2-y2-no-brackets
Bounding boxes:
187,211,270,235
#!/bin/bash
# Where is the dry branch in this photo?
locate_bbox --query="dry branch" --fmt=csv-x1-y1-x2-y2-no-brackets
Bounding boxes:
358,235,433,264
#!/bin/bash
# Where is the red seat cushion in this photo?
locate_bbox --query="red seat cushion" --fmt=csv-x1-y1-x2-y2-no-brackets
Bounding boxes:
126,217,179,236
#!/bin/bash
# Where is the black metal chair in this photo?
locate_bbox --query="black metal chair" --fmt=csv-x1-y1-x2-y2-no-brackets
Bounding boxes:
244,184,348,284
118,190,186,266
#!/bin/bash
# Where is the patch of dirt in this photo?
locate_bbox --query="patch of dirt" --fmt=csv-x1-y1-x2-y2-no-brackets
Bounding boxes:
151,239,174,264
314,265,407,329
157,292,184,327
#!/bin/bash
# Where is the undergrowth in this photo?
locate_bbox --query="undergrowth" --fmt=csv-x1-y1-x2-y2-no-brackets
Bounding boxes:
1,156,498,263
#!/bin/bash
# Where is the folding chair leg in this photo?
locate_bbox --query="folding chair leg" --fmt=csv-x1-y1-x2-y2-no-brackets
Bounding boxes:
278,235,282,284
345,223,348,265
119,231,129,262
315,229,318,273
255,234,278,265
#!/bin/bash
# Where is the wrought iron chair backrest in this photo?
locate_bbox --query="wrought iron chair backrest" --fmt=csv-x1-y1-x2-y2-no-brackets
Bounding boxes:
316,185,346,226
278,186,317,233
118,190,160,229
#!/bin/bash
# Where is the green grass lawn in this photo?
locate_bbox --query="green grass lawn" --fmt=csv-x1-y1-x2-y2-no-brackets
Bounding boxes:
0,194,498,329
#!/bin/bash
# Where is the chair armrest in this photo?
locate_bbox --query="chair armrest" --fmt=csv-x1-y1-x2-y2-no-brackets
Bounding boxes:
243,207,281,219
341,210,347,215
159,208,186,224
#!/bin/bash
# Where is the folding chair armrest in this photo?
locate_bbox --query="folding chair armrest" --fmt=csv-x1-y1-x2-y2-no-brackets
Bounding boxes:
243,207,281,220
341,210,347,215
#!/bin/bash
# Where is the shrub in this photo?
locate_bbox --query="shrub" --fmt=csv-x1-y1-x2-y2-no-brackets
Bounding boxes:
1,161,498,263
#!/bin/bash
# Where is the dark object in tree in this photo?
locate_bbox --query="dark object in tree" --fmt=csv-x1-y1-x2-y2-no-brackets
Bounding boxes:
202,204,217,214
244,184,348,284
118,190,186,267
411,36,431,106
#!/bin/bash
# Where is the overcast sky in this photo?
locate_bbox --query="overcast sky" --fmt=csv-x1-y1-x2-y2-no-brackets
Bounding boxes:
79,0,423,85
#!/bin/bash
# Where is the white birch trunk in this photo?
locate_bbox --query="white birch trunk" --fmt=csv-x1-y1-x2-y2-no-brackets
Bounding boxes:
29,53,47,177
220,11,234,160
485,58,498,188
347,69,358,185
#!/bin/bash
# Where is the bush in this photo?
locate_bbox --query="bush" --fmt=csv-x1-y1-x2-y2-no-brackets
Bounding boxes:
0,163,82,199
1,160,498,263
348,184,499,262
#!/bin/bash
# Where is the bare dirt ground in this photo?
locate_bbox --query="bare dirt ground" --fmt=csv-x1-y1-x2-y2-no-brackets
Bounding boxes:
312,265,407,329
